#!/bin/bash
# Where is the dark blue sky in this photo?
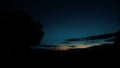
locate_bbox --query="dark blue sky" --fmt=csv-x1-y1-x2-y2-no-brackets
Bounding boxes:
2,0,120,45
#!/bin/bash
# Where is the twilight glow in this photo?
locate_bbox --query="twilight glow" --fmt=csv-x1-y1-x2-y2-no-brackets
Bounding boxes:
4,0,120,49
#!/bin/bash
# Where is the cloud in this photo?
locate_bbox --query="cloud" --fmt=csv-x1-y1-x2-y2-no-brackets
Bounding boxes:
60,41,70,44
66,32,117,41
104,38,115,42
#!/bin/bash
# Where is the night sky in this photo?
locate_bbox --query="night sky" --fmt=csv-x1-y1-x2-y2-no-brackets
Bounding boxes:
2,0,120,48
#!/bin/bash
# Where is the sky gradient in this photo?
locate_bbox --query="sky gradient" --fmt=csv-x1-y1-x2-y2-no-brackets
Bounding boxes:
2,0,120,47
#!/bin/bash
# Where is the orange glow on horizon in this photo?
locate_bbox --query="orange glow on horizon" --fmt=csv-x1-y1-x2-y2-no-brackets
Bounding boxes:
49,43,101,51
54,46,70,51
53,45,94,51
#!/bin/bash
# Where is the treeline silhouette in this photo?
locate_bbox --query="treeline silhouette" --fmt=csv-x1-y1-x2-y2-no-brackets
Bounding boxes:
1,10,44,56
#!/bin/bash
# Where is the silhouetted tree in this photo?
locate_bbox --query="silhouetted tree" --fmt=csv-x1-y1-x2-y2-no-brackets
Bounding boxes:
5,10,44,55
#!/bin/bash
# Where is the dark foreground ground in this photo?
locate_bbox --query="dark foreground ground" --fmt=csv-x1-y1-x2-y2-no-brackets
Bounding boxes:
1,46,120,65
